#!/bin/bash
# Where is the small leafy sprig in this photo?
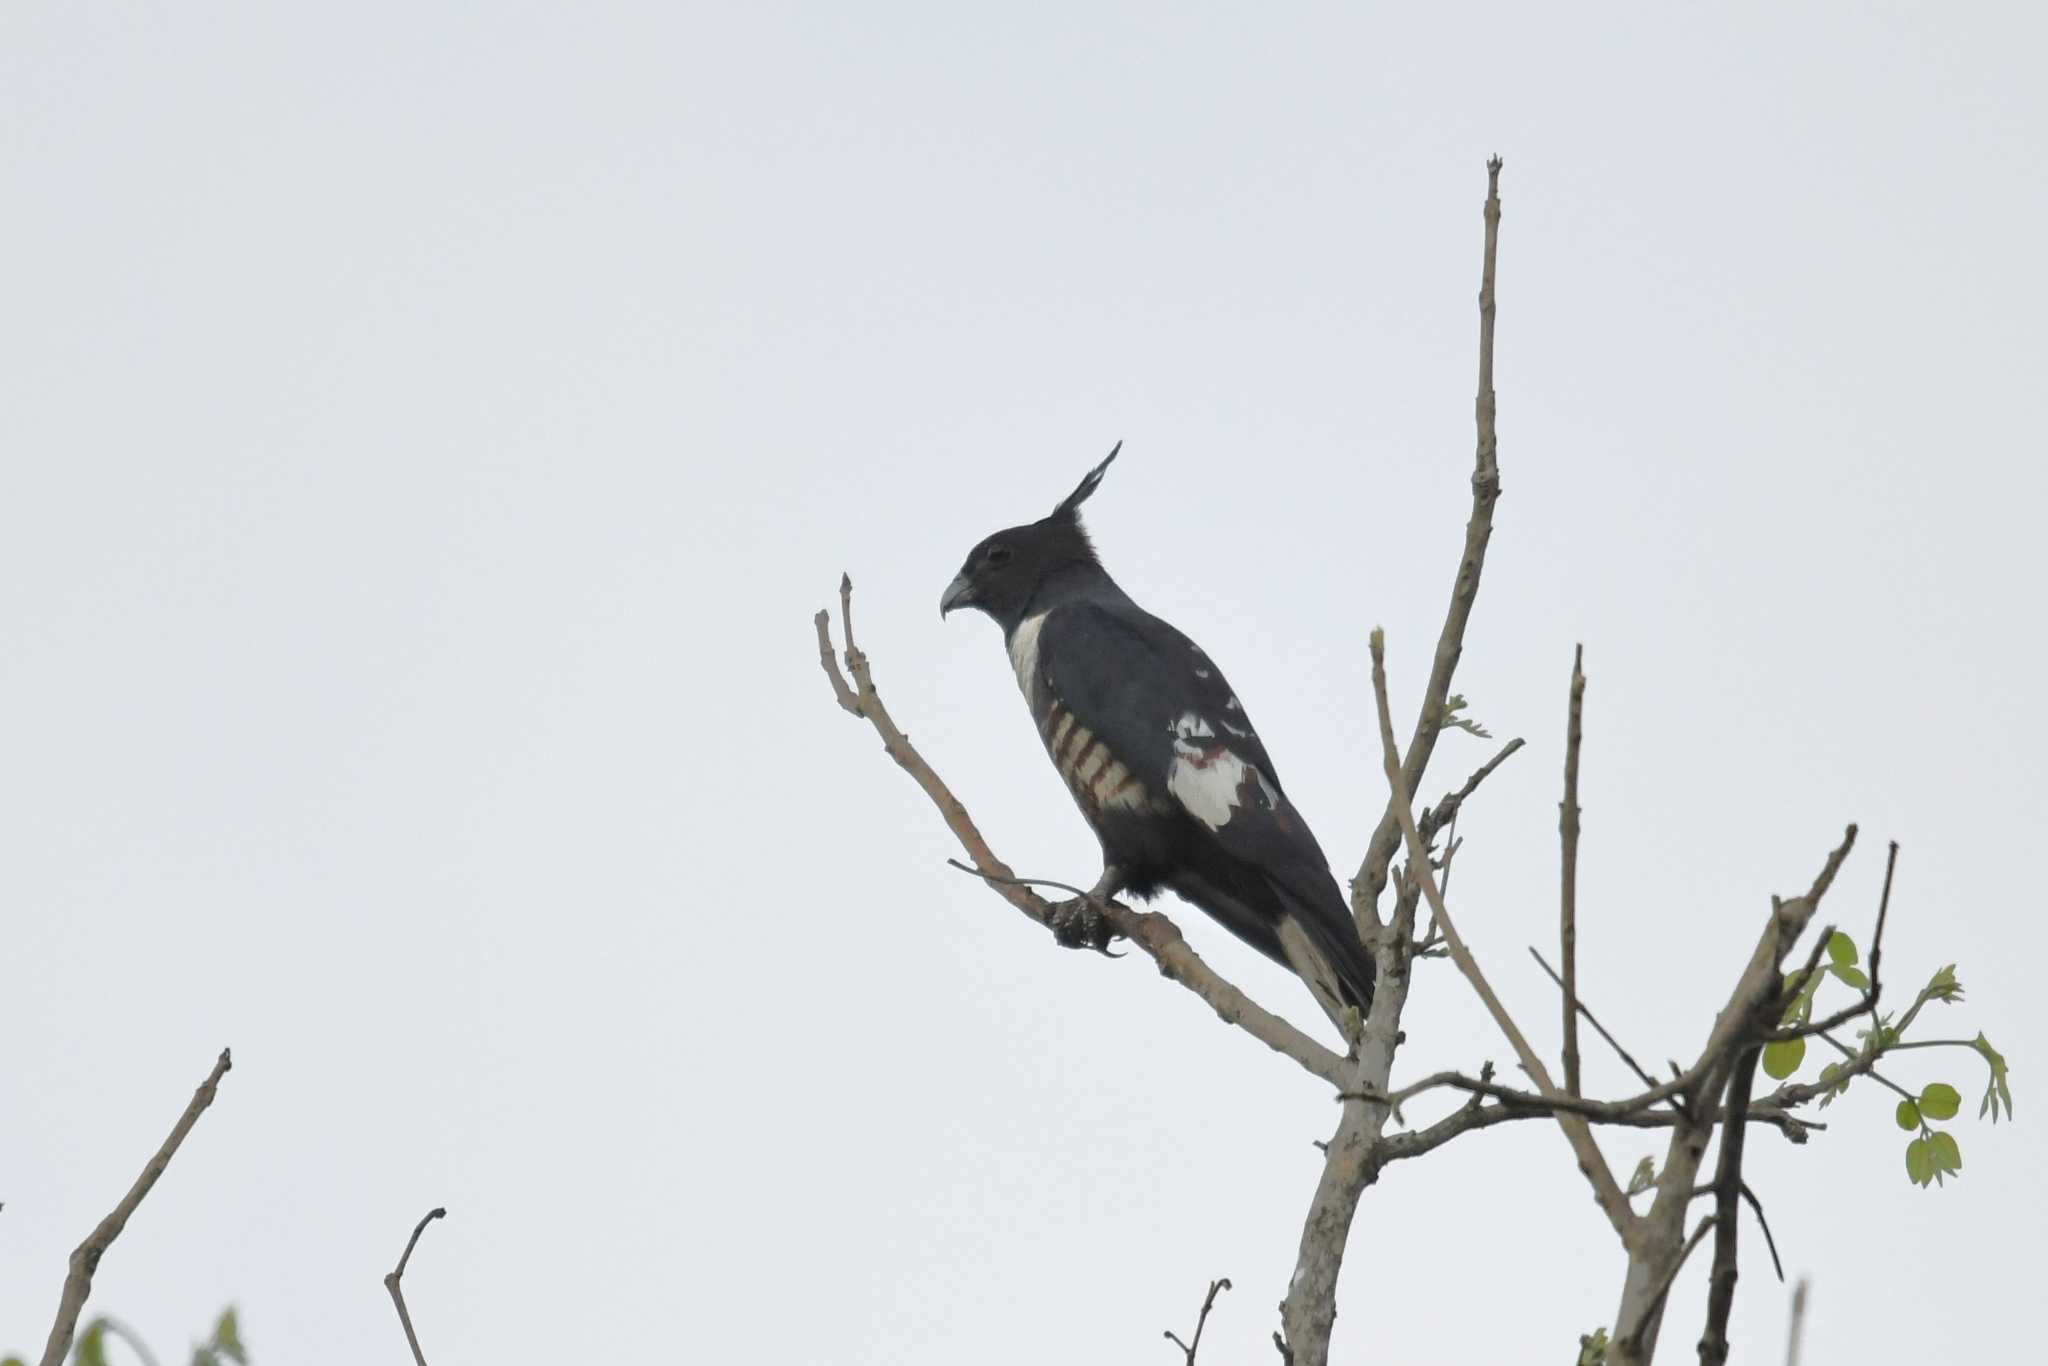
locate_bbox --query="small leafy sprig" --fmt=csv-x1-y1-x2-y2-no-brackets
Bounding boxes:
1763,940,2012,1188
1432,692,1493,740
3,1306,245,1366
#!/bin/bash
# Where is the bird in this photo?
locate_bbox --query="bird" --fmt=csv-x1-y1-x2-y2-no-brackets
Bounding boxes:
940,443,1375,1030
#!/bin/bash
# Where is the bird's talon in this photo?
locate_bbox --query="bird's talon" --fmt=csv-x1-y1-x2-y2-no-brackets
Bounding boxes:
1047,896,1121,954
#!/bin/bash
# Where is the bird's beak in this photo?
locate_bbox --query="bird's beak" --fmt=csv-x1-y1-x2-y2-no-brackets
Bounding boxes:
939,572,975,618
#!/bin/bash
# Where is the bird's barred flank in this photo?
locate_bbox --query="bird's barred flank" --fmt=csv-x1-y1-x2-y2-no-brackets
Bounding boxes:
1037,695,1150,811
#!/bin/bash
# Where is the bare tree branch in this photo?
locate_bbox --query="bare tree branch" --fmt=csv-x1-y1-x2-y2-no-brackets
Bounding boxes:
1279,158,1510,1366
1697,1049,1762,1364
1561,645,1587,1097
1163,1277,1232,1363
1608,827,1857,1366
1369,629,1636,1236
38,1047,233,1366
1277,924,1418,1362
1419,737,1525,846
1350,154,1506,938
1346,1068,1814,1139
384,1206,446,1366
1738,1183,1786,1283
1378,1085,1818,1165
1771,840,1897,1041
1530,948,1662,1095
816,592,1350,1087
1784,1279,1810,1366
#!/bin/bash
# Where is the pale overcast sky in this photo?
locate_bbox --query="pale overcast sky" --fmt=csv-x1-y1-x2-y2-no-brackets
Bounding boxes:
4,4,2043,1363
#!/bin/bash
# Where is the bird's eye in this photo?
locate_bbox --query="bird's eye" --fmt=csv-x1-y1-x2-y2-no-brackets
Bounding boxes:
986,545,1013,566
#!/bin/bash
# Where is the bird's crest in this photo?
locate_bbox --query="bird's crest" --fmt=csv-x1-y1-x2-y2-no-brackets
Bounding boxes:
1049,441,1121,522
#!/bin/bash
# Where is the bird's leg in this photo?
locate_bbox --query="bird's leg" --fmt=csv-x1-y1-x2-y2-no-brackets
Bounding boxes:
1047,865,1125,955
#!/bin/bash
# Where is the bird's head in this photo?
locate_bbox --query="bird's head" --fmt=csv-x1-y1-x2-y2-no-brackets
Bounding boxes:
940,442,1120,631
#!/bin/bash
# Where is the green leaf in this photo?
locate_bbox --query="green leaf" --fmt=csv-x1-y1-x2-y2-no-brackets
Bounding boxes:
212,1307,246,1365
1827,931,1858,967
78,1321,109,1366
1436,694,1494,739
1762,1037,1806,1080
6,1356,30,1366
1577,1326,1610,1366
1626,1156,1656,1196
1780,966,1826,1025
1905,1135,1934,1187
1895,1098,1921,1130
1857,1015,1900,1051
1919,1083,1961,1121
1923,964,1964,1003
1829,963,1870,991
1974,1033,2013,1122
1816,1060,1851,1109
1928,1129,1963,1185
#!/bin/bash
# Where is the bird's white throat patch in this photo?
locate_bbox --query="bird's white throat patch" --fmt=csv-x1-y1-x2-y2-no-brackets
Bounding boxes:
1166,711,1277,830
1008,611,1048,701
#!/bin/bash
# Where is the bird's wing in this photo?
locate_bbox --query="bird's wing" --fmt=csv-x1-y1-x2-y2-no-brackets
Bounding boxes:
1033,599,1329,876
1031,597,1377,1018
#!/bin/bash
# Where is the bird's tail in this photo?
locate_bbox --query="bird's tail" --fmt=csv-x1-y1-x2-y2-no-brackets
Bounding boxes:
1269,874,1378,1032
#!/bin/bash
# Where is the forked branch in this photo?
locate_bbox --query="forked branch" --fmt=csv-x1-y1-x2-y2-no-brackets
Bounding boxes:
1368,631,1635,1236
385,1206,446,1366
1163,1277,1232,1363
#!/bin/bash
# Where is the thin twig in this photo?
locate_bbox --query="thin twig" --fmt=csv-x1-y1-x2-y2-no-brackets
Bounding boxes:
1435,821,1462,899
37,1048,233,1366
1163,1277,1232,1363
1420,737,1526,843
1529,949,1662,1095
817,575,862,715
1642,1217,1717,1329
384,1206,447,1366
1740,1183,1785,1283
1775,840,1898,1040
1561,644,1586,1097
945,860,1095,902
1785,1279,1810,1366
1348,1068,1814,1139
1368,630,1634,1236
1815,1029,1917,1102
1379,1088,1818,1166
1880,1037,1984,1053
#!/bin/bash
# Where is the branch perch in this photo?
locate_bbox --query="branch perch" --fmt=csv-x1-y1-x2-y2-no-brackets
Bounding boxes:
815,591,1347,1086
